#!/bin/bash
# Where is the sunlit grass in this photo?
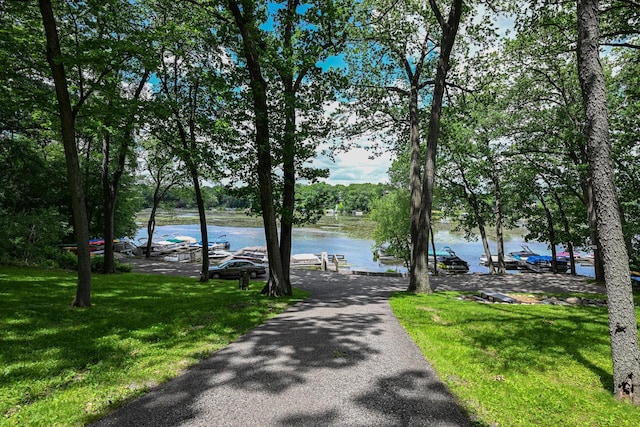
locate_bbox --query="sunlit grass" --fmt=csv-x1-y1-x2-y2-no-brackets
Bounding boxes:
0,266,307,426
391,291,640,427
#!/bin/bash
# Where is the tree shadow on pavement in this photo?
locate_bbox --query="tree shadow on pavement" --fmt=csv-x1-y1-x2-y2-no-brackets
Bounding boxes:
92,273,400,426
275,369,472,427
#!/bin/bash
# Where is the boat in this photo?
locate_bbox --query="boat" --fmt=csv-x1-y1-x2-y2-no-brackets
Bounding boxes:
428,247,469,274
525,255,569,273
190,234,230,251
230,246,268,264
508,245,538,261
209,250,233,260
479,254,520,270
137,235,196,256
290,253,322,267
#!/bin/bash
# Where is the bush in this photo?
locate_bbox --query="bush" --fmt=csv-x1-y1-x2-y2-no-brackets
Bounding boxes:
54,253,133,273
55,250,79,270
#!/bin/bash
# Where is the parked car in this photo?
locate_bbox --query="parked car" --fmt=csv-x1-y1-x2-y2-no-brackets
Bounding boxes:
208,259,266,279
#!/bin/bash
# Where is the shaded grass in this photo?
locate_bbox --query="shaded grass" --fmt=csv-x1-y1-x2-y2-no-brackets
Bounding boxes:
0,266,307,426
390,291,640,427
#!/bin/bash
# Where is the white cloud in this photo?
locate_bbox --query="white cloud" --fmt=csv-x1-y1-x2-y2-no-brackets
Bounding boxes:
309,147,394,186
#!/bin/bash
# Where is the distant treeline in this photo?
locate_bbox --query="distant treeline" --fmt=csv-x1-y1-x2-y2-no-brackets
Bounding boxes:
137,182,393,214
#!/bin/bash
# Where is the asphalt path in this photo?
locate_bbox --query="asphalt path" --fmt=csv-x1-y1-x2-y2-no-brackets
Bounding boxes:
93,259,602,426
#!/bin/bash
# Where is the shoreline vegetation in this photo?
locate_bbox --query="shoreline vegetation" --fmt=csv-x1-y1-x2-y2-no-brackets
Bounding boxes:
134,208,531,242
135,208,376,238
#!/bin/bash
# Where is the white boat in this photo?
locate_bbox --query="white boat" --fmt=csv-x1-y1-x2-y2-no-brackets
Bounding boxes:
209,250,233,260
291,253,322,266
231,246,268,264
479,254,520,269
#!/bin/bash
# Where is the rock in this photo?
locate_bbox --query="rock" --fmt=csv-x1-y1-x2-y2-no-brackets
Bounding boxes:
565,297,582,305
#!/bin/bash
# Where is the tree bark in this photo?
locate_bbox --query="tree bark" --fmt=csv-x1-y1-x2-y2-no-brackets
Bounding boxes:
408,84,428,291
492,165,506,274
187,81,210,282
413,0,463,294
576,0,640,403
39,0,91,307
277,0,300,288
228,1,288,296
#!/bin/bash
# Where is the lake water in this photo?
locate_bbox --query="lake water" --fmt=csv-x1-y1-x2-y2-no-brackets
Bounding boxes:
135,223,596,277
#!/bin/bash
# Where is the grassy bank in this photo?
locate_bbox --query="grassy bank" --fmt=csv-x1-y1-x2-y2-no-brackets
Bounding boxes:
0,266,307,426
391,291,640,426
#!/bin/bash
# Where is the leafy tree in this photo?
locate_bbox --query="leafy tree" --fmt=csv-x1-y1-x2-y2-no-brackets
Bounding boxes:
153,0,232,281
265,0,347,284
510,4,605,280
370,189,412,268
609,44,640,267
439,103,502,274
138,136,189,258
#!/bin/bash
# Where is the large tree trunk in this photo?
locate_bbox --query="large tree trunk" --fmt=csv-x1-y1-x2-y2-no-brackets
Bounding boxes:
414,0,463,294
39,0,91,307
408,85,428,292
228,1,288,296
280,91,295,286
278,0,299,287
576,0,640,403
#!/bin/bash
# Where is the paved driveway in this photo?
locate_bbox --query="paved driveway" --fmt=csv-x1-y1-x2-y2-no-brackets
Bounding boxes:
93,269,473,426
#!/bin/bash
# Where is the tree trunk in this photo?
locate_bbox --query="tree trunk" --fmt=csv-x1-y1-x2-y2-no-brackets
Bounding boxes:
39,0,91,307
458,167,495,274
278,1,299,287
146,195,159,258
414,0,463,293
576,0,640,403
102,70,150,274
192,175,209,282
228,1,288,296
553,191,577,275
279,92,295,286
186,81,210,282
102,129,116,274
538,190,559,273
586,182,606,281
430,224,438,275
493,165,506,274
408,85,428,291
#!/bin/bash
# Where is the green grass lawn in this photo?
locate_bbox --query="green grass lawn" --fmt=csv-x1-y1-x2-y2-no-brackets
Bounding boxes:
391,291,640,427
0,266,307,426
